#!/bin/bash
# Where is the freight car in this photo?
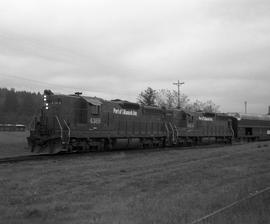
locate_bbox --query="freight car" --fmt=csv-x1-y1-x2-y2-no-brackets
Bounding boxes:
229,113,270,141
28,90,234,153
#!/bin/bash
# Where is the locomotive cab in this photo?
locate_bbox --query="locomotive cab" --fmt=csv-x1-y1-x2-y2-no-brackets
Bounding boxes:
28,90,77,152
28,90,105,153
79,96,102,131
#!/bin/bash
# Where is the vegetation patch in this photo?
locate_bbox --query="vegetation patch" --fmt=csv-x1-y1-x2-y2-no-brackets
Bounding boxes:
0,142,269,224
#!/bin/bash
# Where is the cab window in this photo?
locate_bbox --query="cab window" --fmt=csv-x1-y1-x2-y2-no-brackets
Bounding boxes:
91,105,100,115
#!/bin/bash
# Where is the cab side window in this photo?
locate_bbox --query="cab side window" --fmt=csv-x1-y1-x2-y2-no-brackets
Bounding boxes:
91,105,100,115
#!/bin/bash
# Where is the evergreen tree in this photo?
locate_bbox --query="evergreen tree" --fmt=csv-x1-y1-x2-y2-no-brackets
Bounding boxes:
21,93,35,115
3,88,18,113
137,87,157,106
0,88,42,125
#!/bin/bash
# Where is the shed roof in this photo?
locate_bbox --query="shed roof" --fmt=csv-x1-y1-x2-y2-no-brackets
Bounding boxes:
228,112,270,121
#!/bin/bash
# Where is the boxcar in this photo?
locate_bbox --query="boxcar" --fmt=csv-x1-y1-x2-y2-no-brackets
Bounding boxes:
229,113,270,141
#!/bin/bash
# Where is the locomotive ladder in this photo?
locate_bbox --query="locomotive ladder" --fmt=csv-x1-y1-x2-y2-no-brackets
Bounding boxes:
164,123,170,141
55,116,70,145
55,116,63,140
173,124,179,141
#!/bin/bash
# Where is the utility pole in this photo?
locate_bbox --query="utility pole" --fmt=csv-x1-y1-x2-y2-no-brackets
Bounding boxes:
244,101,247,114
173,80,184,109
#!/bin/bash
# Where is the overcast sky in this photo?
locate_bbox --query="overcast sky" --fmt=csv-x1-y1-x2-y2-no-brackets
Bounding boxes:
0,0,269,113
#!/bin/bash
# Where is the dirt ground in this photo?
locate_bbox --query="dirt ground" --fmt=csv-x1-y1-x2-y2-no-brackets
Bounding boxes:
0,141,270,224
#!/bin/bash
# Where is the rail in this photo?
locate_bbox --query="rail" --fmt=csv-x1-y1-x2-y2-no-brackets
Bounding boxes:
0,154,55,164
0,141,248,164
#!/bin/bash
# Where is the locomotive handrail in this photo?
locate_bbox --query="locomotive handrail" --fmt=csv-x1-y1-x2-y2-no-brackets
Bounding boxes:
55,115,63,140
63,119,71,144
29,115,37,131
164,122,169,139
173,124,179,138
168,122,176,144
230,123,234,138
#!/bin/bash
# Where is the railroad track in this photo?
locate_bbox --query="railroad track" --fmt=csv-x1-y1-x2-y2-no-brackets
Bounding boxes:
0,142,248,165
0,154,60,164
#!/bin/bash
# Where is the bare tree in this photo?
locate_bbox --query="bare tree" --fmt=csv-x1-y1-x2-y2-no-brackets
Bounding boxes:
156,89,190,109
202,100,220,113
138,87,220,113
185,99,220,113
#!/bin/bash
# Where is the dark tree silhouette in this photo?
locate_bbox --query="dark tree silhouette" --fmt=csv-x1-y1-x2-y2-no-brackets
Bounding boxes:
3,88,18,113
137,87,157,106
0,88,42,125
138,87,220,112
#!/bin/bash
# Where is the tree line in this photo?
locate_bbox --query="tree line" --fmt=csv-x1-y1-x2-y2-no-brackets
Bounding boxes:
0,86,220,126
0,88,42,125
137,87,220,113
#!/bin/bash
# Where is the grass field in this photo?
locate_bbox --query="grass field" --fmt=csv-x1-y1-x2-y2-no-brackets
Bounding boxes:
0,132,30,157
0,142,270,224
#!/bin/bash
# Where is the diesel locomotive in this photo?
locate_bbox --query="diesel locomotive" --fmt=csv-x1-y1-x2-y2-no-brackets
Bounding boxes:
27,90,270,154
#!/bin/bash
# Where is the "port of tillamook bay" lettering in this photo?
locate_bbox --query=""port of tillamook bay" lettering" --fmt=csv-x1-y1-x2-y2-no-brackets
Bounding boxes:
113,108,138,116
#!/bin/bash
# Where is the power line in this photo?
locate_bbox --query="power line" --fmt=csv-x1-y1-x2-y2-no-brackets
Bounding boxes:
0,73,52,86
0,73,92,94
